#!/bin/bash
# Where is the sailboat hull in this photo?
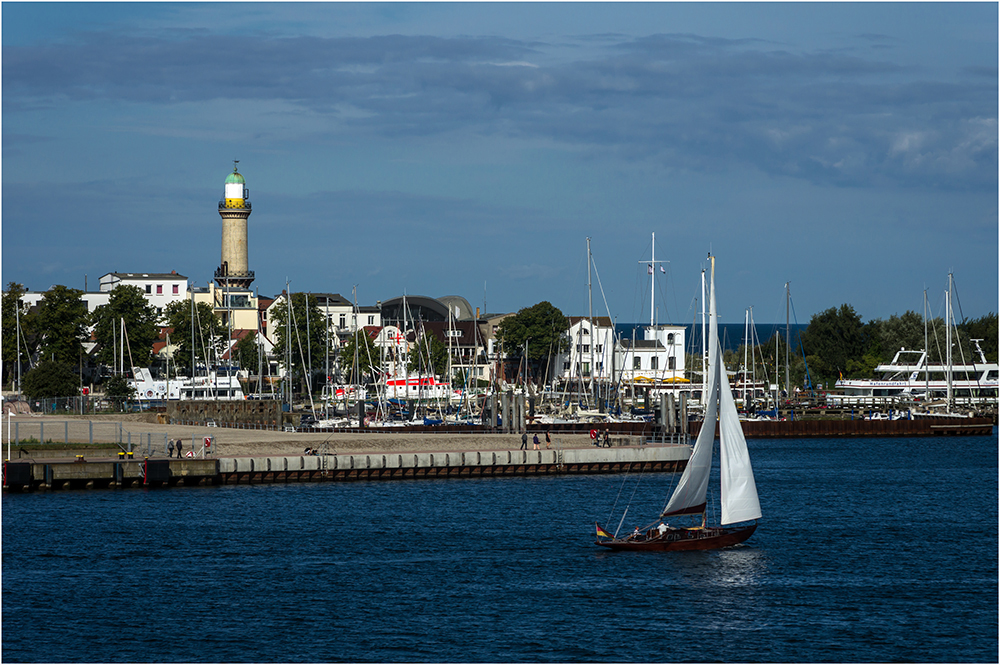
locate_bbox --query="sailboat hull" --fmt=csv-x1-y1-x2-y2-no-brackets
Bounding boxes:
596,523,757,552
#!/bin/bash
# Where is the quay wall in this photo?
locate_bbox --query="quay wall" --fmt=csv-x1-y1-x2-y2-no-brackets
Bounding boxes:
3,444,690,492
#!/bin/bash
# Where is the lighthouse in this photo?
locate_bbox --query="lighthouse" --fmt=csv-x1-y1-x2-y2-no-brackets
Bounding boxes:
216,161,254,288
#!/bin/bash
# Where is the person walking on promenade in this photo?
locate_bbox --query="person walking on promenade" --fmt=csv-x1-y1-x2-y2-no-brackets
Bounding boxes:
521,431,528,450
176,439,183,458
545,430,551,449
532,433,540,450
167,440,175,458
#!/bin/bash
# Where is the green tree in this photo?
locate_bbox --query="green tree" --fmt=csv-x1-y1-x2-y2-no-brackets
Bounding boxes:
494,301,570,383
91,285,159,369
102,373,136,410
271,293,328,391
22,359,79,399
409,331,448,377
233,333,260,373
797,305,868,386
959,313,998,363
34,285,88,367
2,282,33,389
163,300,225,375
339,330,380,384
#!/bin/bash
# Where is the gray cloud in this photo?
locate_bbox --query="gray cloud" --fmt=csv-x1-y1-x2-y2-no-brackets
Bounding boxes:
4,29,996,194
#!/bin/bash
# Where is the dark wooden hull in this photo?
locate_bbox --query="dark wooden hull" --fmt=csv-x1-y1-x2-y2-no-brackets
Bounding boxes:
596,522,757,552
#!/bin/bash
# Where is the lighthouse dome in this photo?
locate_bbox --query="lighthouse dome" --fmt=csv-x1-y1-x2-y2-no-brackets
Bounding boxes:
223,164,248,209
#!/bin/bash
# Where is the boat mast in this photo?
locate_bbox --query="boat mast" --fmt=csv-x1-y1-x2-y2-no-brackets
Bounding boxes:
946,273,953,413
701,269,707,393
785,282,790,400
923,289,929,402
743,308,749,408
15,296,21,396
587,237,595,408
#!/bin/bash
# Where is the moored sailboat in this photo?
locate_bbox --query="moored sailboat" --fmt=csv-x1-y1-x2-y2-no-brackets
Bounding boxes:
595,256,761,551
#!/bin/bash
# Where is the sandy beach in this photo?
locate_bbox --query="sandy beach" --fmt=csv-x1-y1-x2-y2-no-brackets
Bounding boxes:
4,413,596,458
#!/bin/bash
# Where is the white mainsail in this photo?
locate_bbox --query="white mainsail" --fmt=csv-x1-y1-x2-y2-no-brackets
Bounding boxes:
661,256,761,524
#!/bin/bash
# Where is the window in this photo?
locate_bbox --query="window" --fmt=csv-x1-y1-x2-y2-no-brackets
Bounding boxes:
582,344,590,353
582,328,590,335
156,285,163,295
633,357,642,370
563,361,571,371
145,284,151,294
368,315,374,325
669,357,676,370
582,362,590,376
651,357,659,370
339,315,346,328
667,333,675,343
596,345,602,353
446,329,462,338
172,285,179,295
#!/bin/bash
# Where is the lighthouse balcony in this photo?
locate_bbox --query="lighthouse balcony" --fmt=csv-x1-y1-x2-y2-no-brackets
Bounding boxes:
214,268,254,288
219,200,252,211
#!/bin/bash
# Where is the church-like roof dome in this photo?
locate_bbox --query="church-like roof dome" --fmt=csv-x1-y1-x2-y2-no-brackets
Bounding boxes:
225,169,246,185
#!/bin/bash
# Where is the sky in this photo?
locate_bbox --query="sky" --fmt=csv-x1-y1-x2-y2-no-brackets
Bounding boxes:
3,2,997,326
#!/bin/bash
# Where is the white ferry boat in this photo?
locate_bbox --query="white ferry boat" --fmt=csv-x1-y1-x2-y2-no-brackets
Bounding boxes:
129,367,246,401
829,341,998,408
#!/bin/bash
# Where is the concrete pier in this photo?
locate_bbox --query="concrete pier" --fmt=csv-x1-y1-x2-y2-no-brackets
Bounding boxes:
3,443,690,491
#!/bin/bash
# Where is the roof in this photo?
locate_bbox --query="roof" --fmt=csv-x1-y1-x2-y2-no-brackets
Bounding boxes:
225,169,246,185
567,316,614,327
103,271,187,280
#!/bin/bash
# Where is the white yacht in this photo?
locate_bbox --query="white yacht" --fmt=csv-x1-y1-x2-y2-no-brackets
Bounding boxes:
130,367,246,401
829,341,998,409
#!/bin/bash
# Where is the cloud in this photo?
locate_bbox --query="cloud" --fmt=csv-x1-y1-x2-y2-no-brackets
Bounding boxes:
3,27,996,196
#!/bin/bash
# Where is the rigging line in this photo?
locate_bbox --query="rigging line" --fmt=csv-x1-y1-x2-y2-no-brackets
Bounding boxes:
605,462,633,528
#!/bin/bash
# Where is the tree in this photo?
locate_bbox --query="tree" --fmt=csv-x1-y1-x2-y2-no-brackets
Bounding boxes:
22,359,79,399
494,301,570,383
959,313,998,363
34,285,88,367
797,305,868,386
91,285,159,369
409,330,448,377
102,373,135,410
270,293,328,392
233,333,260,373
163,300,225,375
339,330,380,384
2,282,32,389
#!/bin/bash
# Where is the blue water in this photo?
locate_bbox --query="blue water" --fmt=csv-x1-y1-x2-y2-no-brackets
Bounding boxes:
3,434,997,663
616,323,808,353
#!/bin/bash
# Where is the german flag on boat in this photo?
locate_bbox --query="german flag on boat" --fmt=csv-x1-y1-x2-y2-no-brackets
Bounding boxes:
595,523,613,538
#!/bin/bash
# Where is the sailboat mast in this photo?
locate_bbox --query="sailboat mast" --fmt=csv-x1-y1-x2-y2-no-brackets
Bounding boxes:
946,273,953,412
785,282,790,400
587,237,595,407
743,308,749,408
923,289,929,400
701,269,707,392
650,232,656,328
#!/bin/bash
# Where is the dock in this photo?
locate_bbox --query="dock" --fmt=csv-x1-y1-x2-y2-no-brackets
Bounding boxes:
2,443,690,492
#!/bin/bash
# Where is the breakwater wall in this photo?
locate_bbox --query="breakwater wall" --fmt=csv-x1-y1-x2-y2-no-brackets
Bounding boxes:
3,444,689,492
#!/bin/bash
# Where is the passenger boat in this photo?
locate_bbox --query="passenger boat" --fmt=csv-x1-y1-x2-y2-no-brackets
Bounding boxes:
130,367,246,401
830,343,998,409
595,256,761,552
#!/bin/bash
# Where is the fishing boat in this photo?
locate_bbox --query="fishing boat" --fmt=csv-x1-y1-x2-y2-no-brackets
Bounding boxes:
595,256,761,551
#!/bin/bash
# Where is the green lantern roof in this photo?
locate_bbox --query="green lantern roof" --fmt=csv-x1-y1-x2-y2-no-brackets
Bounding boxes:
225,169,246,185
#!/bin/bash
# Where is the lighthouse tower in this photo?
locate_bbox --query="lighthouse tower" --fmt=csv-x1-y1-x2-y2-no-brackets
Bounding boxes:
216,161,254,289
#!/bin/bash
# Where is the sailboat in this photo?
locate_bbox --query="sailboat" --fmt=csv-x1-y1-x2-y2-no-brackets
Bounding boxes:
595,256,761,551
